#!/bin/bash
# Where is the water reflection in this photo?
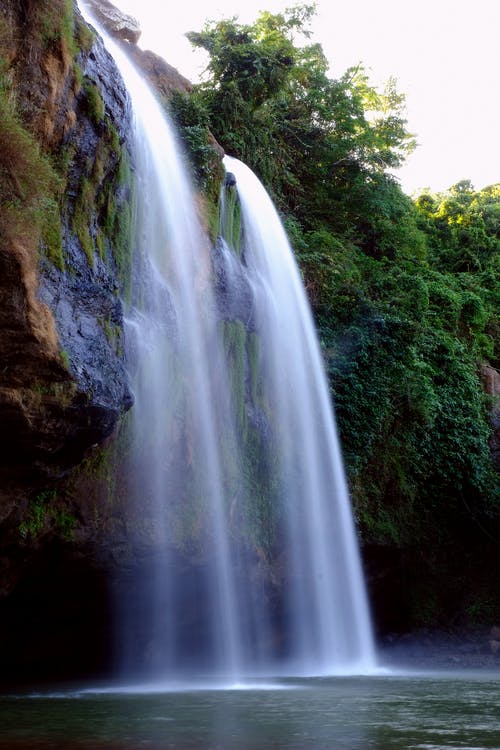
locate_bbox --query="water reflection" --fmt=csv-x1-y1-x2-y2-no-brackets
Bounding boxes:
1,675,499,749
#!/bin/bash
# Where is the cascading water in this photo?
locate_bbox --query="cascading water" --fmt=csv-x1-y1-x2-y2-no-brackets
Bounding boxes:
80,3,375,682
218,157,376,674
79,4,243,682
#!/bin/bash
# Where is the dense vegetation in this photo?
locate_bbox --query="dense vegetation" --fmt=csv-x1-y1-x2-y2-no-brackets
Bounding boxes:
170,4,500,626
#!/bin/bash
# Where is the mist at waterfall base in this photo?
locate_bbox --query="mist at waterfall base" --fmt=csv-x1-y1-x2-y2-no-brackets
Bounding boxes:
79,4,375,685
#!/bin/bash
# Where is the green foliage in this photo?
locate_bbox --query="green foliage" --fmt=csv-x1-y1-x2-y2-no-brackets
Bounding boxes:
36,0,77,55
70,122,134,281
168,91,215,189
72,175,95,266
110,151,134,296
60,348,70,370
187,6,415,239
416,181,500,275
239,424,280,553
19,490,76,542
218,317,280,553
220,184,242,255
99,316,123,356
414,183,500,365
248,331,260,405
168,90,224,239
82,78,105,125
184,6,499,621
40,197,64,268
314,213,499,556
75,15,95,53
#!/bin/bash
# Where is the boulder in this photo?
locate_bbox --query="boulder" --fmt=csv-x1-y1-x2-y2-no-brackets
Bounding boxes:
82,0,141,44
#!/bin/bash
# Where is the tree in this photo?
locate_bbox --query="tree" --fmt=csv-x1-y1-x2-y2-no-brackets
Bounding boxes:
186,5,416,243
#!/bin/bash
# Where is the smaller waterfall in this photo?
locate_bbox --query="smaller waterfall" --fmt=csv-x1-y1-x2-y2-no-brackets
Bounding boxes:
220,156,376,674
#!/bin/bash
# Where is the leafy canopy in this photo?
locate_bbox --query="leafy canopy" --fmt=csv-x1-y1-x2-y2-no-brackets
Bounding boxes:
186,4,416,235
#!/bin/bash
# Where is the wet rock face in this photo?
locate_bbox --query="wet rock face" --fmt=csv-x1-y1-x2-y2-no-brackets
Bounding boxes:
38,29,134,446
0,2,134,497
0,3,137,681
212,238,256,326
0,0,219,687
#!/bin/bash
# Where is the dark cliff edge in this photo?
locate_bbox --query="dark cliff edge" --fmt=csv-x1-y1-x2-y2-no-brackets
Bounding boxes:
0,0,139,683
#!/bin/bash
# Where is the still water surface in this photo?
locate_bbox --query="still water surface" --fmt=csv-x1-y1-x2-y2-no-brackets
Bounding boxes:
1,673,499,749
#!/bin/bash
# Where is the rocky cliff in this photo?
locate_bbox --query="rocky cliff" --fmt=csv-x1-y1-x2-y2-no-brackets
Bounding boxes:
0,0,136,682
480,364,500,471
0,0,135,484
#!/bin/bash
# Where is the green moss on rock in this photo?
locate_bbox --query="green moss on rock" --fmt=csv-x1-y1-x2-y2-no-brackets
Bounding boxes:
19,489,77,542
248,331,260,405
221,185,242,255
223,319,248,438
0,70,62,258
72,175,95,266
37,0,77,54
82,78,105,125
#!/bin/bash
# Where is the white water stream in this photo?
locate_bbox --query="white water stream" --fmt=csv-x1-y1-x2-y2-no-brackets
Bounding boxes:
80,3,376,682
220,157,376,674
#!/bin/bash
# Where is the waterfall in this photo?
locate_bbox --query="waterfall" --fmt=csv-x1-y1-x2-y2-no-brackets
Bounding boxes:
79,4,376,682
219,157,376,674
79,4,243,682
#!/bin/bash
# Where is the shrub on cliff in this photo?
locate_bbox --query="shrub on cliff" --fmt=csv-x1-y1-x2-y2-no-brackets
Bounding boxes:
0,71,61,258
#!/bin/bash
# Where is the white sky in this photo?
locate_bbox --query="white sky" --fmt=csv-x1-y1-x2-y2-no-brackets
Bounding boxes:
112,0,500,195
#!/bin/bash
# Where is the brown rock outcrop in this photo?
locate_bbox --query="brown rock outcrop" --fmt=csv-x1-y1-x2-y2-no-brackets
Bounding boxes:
81,0,192,99
0,0,222,687
2,1,77,150
480,364,500,470
127,46,192,99
82,0,141,43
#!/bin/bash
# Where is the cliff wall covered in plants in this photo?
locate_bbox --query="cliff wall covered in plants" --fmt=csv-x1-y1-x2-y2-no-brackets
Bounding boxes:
0,0,498,685
0,0,136,492
0,0,138,681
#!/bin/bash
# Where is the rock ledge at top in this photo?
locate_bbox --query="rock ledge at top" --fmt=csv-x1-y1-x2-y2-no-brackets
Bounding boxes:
82,0,193,98
83,0,141,44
